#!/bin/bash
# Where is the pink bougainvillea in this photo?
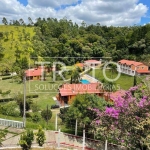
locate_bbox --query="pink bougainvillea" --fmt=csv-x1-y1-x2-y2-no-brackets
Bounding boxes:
92,81,150,149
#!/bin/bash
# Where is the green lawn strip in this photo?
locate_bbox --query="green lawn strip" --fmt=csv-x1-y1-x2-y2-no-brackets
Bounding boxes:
0,79,65,130
88,69,143,90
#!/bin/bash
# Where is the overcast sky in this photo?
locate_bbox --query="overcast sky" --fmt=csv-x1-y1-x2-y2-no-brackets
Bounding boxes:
0,0,149,26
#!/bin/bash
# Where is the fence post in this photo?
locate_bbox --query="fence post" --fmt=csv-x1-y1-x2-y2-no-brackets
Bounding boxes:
55,114,58,131
105,139,108,150
82,129,85,150
57,128,60,148
75,119,78,136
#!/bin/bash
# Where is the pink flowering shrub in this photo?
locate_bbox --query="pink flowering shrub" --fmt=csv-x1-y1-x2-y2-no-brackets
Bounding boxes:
92,81,150,149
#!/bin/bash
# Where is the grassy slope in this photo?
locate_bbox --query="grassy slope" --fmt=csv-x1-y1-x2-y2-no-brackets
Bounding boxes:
0,25,35,69
88,69,143,90
0,78,64,129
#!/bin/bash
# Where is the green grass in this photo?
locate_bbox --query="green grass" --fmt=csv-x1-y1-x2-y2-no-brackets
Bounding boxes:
0,25,35,70
61,65,75,70
0,78,65,109
88,69,144,90
0,78,65,129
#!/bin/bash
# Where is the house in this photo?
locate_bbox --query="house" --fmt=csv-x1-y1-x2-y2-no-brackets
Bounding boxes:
117,59,150,76
25,68,44,80
57,83,104,105
104,90,126,102
75,63,84,70
84,60,101,68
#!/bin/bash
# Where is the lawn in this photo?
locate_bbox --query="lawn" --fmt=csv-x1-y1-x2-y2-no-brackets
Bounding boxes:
0,78,65,109
0,25,35,71
0,78,64,129
88,69,144,90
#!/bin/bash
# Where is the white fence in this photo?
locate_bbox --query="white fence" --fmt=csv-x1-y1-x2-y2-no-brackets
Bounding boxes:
0,118,24,128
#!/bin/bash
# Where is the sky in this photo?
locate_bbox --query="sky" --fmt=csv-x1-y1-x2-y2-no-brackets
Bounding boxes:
0,0,149,26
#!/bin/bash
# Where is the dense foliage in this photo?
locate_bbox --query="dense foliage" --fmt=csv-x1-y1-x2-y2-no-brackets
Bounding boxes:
33,18,150,65
41,107,52,124
35,126,46,146
92,77,150,149
59,94,108,137
19,129,34,150
1,17,150,71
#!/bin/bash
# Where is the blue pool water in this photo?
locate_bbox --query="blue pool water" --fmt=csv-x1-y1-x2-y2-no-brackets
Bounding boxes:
80,79,90,84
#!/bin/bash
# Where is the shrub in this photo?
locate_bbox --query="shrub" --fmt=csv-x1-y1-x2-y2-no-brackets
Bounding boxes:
26,94,39,98
32,113,41,123
26,112,32,118
2,76,12,80
19,129,34,150
0,98,13,102
41,108,52,124
35,126,46,146
31,103,40,112
0,101,20,117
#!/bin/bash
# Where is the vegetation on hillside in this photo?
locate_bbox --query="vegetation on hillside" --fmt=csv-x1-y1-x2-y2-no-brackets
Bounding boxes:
0,17,150,73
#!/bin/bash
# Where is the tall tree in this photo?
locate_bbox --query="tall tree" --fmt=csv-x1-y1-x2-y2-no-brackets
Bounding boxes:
2,17,8,25
70,69,80,84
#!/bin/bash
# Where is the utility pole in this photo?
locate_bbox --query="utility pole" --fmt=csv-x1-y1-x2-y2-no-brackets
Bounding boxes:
75,119,78,136
47,105,49,125
55,113,58,131
23,73,26,128
105,139,108,150
57,128,60,148
82,129,85,150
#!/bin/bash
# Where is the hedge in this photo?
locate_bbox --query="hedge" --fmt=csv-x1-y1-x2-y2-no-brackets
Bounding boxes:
0,94,39,103
2,76,12,80
0,98,14,102
26,94,39,98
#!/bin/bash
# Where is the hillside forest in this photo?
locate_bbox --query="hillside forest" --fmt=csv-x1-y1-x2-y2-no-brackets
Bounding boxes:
0,17,150,73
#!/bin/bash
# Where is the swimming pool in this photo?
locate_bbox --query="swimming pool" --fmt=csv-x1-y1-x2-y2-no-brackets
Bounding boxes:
80,79,90,84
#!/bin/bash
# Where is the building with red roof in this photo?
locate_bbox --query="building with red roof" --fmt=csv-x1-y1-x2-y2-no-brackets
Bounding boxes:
75,63,84,69
84,59,101,68
118,59,150,76
57,83,104,105
25,68,44,80
104,90,126,101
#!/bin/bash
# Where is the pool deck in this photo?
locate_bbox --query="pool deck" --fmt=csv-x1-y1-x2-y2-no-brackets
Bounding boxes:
81,74,100,83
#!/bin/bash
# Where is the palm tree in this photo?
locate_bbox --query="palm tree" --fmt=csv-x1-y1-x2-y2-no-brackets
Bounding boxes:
70,69,80,84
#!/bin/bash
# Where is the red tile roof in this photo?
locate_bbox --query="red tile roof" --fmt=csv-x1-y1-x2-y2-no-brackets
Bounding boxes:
104,90,126,101
136,70,150,73
118,59,143,66
84,60,101,63
75,63,84,68
59,83,102,96
25,68,43,77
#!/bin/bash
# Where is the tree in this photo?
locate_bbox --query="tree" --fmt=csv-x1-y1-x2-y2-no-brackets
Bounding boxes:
28,17,34,26
61,94,108,137
19,18,25,26
92,81,150,149
14,93,33,116
70,69,80,84
35,126,46,146
41,105,52,124
0,44,4,61
13,57,29,82
19,130,34,150
133,75,137,86
0,129,7,146
32,113,41,123
2,17,8,25
4,31,9,40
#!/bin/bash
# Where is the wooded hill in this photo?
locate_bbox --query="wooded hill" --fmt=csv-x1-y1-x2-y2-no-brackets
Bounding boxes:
0,17,150,72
